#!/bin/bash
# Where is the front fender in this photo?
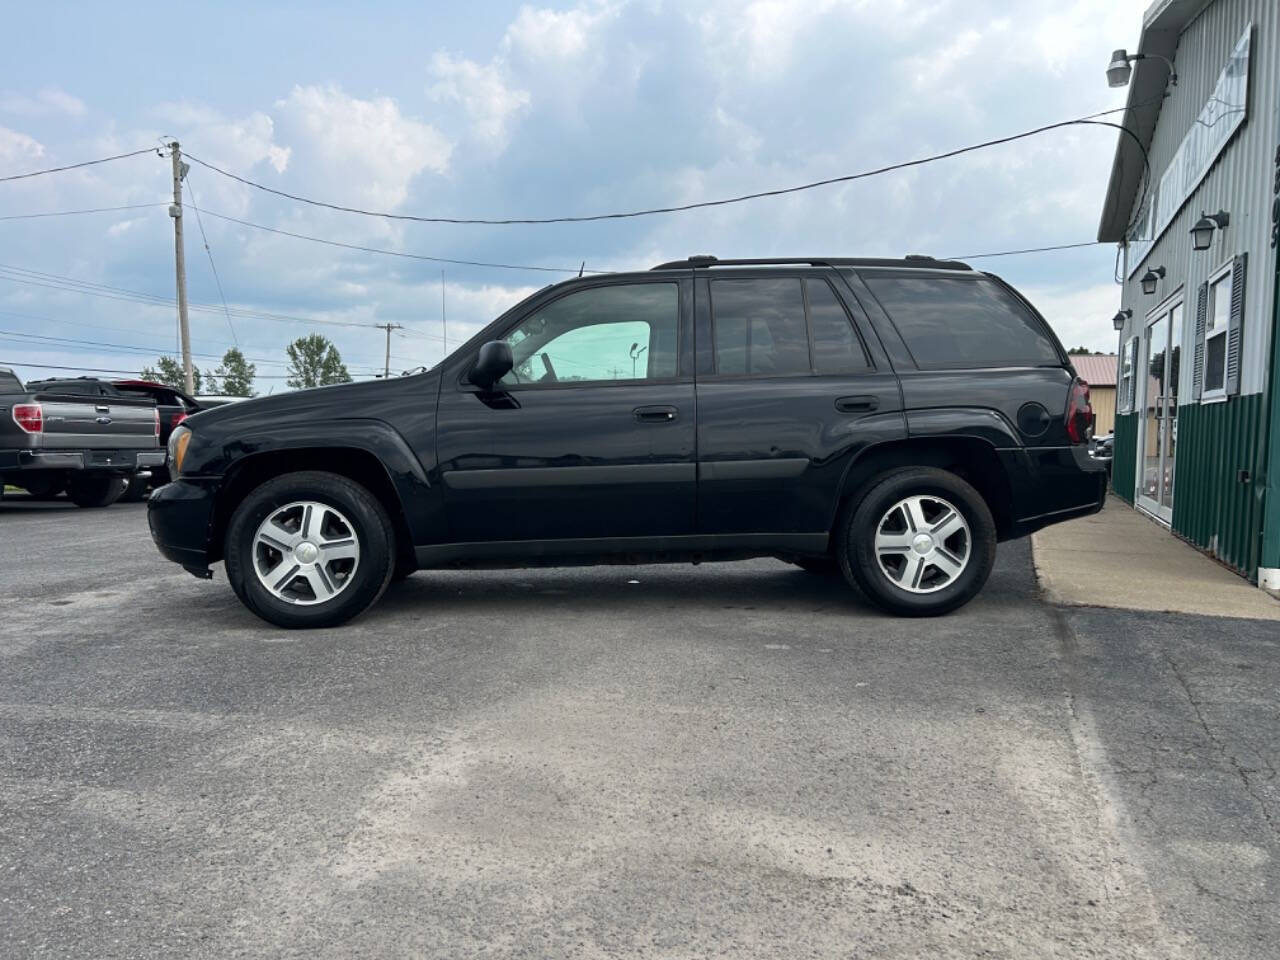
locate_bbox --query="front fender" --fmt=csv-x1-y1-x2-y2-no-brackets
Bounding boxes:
188,418,439,548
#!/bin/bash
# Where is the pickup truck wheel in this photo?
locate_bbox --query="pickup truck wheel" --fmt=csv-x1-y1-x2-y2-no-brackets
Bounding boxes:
19,476,66,500
838,467,995,617
67,475,128,508
117,473,149,503
225,471,395,629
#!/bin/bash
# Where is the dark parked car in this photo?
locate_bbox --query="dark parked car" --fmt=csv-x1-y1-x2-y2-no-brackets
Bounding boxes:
149,256,1106,628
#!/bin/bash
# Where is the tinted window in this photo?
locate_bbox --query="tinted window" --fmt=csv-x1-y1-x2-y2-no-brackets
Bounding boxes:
806,279,868,373
501,283,678,385
863,274,1060,369
0,370,23,393
712,278,809,376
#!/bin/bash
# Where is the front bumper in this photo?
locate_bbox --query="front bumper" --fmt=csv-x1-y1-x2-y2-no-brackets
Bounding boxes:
0,448,166,473
147,478,218,577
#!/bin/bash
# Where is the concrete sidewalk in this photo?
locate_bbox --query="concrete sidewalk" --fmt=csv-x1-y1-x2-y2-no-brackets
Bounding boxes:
1031,495,1280,620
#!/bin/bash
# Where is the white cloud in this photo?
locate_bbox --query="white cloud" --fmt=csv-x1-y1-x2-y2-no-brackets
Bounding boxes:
428,53,530,150
502,3,618,62
274,85,451,209
0,88,87,117
1024,281,1122,354
0,126,43,165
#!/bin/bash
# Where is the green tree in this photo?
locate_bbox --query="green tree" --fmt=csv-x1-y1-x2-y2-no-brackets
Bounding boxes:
286,334,352,389
212,347,256,396
140,356,203,393
1066,346,1100,355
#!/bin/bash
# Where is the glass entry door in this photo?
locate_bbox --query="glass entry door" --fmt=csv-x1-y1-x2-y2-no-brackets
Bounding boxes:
1137,300,1181,522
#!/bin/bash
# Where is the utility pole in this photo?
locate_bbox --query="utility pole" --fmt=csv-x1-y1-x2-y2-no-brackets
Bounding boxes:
375,322,402,378
167,142,194,395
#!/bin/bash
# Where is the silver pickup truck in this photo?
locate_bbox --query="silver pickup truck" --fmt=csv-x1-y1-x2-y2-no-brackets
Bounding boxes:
0,368,165,507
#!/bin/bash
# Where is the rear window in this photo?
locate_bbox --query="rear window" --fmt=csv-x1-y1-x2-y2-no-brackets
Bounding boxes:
0,370,23,393
861,273,1061,369
712,278,810,376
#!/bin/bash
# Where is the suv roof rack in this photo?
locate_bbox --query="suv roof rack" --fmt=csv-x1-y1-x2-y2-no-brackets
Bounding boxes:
649,255,971,271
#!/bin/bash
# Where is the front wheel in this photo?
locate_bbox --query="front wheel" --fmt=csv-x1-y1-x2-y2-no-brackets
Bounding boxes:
838,467,996,617
224,471,395,629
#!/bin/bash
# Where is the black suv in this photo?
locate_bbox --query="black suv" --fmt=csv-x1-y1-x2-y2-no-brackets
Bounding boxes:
149,256,1105,628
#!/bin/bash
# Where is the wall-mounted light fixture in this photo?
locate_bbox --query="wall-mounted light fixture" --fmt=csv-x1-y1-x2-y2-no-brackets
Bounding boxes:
1190,210,1230,251
1107,49,1177,88
1112,308,1132,331
1140,266,1165,295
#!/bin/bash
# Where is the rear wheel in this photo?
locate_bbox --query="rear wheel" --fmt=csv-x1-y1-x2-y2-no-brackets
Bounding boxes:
118,473,150,503
838,467,995,617
19,475,66,500
67,475,127,509
224,471,395,629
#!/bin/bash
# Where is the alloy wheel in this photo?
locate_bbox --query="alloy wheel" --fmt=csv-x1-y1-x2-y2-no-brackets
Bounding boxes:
252,501,361,605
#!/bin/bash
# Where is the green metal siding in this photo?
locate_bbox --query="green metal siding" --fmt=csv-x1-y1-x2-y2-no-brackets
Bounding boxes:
1112,414,1138,504
1171,394,1267,578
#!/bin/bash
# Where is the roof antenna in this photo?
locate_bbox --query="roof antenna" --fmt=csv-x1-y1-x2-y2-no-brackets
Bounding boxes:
579,261,585,277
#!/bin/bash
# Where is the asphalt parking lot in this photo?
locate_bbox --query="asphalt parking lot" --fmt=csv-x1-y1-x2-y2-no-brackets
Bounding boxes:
2,496,1277,958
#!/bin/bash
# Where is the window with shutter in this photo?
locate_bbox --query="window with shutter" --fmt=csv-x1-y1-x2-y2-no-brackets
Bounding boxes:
1224,252,1247,396
1192,281,1208,401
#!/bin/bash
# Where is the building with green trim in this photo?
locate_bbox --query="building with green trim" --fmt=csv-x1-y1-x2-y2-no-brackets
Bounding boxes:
1100,0,1280,594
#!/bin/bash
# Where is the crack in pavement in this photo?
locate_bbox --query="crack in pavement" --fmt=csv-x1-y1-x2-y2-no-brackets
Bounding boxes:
1162,651,1279,839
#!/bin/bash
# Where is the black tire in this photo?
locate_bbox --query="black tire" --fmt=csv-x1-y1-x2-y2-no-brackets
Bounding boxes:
19,476,66,500
67,475,128,509
837,467,996,617
224,471,396,629
792,556,840,576
117,473,149,503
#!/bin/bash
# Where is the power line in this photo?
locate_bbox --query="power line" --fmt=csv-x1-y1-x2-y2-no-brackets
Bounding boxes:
0,202,168,221
0,356,320,380
184,177,238,344
192,206,608,275
183,102,1151,227
947,240,1105,260
0,261,403,332
0,147,157,183
0,328,374,370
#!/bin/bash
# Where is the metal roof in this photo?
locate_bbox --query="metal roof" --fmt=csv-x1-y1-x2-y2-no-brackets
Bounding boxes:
1097,0,1210,242
1070,354,1120,386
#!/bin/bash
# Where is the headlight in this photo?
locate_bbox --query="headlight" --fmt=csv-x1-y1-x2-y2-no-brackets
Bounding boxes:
168,425,192,473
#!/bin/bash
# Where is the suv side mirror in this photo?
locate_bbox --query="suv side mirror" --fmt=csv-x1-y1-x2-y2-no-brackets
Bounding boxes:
468,341,514,390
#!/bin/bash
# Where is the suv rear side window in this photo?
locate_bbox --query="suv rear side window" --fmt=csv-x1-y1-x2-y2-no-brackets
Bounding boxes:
862,273,1060,369
712,278,809,376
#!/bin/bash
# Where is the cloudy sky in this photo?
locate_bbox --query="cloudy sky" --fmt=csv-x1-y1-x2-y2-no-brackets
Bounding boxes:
0,0,1149,391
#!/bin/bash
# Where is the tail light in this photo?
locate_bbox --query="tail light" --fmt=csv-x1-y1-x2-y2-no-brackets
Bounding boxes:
170,411,187,430
154,407,162,436
1066,378,1092,444
12,403,43,433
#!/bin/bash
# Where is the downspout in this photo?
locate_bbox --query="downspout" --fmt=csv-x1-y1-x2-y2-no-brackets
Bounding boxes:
1258,219,1280,594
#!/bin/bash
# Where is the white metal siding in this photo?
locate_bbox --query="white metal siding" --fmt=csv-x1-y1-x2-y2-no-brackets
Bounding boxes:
1118,0,1279,398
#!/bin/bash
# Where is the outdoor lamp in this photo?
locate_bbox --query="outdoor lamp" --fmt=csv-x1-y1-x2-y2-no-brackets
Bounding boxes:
1112,308,1132,331
1140,266,1165,295
1190,210,1230,251
1107,49,1177,88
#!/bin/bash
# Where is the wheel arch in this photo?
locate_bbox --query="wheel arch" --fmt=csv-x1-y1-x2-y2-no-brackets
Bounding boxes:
208,446,417,570
833,436,1015,541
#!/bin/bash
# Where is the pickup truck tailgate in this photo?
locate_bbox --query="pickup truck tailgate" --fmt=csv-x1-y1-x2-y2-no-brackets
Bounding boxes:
30,394,157,450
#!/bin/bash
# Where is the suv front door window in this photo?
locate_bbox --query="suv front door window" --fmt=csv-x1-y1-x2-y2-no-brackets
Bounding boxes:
501,283,679,386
